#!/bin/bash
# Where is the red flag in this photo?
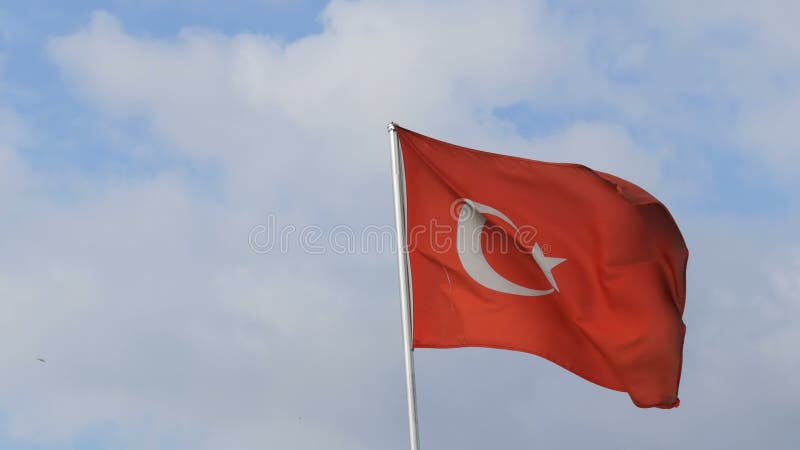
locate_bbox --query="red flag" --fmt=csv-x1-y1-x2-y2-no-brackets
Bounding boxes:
396,125,687,409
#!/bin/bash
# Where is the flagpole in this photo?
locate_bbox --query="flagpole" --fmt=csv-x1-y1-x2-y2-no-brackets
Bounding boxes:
387,123,421,450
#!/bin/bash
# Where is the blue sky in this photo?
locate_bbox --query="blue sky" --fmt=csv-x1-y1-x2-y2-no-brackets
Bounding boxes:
1,1,326,184
2,1,791,215
1,1,799,449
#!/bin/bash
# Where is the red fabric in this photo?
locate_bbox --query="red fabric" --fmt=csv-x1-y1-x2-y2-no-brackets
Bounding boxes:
397,125,688,409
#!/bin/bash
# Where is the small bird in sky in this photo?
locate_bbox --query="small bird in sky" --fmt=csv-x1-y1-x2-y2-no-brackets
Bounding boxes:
37,358,45,363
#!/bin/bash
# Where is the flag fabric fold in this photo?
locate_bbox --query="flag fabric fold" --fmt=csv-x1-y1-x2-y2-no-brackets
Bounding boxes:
396,125,688,409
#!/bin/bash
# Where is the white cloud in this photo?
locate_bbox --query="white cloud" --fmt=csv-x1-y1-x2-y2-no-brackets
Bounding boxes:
0,106,30,196
46,5,589,198
638,0,800,178
0,173,397,448
529,121,664,189
739,95,800,181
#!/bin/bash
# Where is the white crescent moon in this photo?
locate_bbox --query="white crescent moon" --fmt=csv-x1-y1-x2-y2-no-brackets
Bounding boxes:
456,199,563,296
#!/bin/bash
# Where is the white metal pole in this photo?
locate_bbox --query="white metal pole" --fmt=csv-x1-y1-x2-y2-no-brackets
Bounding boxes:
387,123,421,450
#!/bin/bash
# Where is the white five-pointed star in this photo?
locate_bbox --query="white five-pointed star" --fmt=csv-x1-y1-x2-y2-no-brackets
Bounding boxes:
532,243,567,292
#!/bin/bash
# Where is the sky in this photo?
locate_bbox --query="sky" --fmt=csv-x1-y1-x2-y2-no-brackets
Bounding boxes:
0,0,798,449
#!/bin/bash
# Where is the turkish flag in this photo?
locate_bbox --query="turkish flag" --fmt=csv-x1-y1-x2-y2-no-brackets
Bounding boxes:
396,125,687,409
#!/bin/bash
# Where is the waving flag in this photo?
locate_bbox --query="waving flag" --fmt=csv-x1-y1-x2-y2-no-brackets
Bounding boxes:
394,125,688,409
